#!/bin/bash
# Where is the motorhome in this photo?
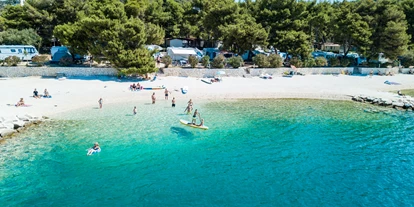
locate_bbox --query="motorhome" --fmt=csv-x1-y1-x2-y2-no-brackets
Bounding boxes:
0,45,39,61
167,47,202,61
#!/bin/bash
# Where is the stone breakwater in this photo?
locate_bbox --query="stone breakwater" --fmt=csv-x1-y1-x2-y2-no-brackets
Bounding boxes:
351,95,414,111
0,67,118,77
0,114,45,139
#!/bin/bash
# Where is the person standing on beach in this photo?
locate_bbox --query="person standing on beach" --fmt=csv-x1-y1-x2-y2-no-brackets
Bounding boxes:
152,93,156,104
98,98,103,109
172,97,176,107
133,106,137,115
164,88,170,100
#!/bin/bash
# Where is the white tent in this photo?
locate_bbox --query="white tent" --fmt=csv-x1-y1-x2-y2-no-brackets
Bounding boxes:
167,47,197,61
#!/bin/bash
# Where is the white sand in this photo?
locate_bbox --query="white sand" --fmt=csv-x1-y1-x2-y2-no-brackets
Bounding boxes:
1,74,413,119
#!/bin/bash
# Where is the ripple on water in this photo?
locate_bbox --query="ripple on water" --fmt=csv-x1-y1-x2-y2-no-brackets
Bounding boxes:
0,99,414,206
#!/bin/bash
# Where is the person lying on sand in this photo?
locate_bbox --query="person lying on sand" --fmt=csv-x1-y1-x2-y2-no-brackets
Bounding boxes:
398,90,406,97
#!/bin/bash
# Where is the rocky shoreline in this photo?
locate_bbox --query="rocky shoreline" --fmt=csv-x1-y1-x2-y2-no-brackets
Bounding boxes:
351,95,414,111
0,114,46,139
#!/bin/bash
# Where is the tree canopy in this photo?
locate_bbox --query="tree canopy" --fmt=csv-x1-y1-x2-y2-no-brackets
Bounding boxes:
0,0,413,71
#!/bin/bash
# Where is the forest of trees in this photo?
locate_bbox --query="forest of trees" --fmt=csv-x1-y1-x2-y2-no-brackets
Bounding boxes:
0,0,414,73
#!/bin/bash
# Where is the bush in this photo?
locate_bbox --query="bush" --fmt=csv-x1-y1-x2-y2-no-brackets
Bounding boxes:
289,57,302,68
201,56,210,68
400,50,414,68
268,54,283,68
188,55,198,68
253,54,269,68
315,57,328,67
329,57,340,67
5,56,21,66
212,54,225,68
303,58,316,67
59,55,73,66
340,58,350,67
227,56,243,68
31,55,50,66
162,55,172,68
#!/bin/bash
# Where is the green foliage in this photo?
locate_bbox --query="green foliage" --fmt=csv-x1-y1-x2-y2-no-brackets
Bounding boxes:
329,57,340,67
31,55,50,66
227,56,243,68
201,55,210,68
118,48,157,75
315,57,328,67
303,58,316,67
340,58,350,67
221,13,268,54
59,55,73,66
162,55,172,68
0,29,42,46
289,57,303,68
145,23,165,45
211,54,225,68
188,55,198,68
334,1,372,56
268,54,283,68
253,54,269,68
54,0,157,74
400,50,414,68
5,55,20,66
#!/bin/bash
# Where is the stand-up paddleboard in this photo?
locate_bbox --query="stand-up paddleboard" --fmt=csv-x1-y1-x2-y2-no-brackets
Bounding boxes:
180,119,209,130
201,79,212,84
181,86,188,94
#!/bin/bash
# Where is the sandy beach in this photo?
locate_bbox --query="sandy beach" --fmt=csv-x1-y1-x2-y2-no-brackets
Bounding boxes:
1,74,414,119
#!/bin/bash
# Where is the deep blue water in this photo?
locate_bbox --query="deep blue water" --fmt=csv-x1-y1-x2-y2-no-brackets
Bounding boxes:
0,99,413,206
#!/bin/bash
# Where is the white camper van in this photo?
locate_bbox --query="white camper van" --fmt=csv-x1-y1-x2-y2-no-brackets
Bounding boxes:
0,45,39,61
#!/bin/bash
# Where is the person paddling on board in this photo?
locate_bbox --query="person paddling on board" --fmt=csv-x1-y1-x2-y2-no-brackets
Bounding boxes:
197,118,204,126
87,142,100,156
191,109,200,125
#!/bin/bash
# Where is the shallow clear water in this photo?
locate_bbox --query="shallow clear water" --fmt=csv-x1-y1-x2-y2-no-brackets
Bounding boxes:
1,99,414,206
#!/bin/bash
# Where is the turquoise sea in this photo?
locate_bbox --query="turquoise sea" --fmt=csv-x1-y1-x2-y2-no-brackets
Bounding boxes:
1,99,414,206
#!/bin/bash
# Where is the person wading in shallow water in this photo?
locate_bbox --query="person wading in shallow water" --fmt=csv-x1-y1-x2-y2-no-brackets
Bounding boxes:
98,98,103,109
152,93,156,104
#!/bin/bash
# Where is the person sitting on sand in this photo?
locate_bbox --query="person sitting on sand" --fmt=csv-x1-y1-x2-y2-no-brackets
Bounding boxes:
132,83,136,91
33,88,40,99
43,89,50,98
87,142,100,156
197,118,204,126
137,83,142,90
16,98,25,107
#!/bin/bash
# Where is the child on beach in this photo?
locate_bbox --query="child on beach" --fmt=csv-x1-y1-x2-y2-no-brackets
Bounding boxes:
16,98,25,107
98,98,103,109
172,97,176,107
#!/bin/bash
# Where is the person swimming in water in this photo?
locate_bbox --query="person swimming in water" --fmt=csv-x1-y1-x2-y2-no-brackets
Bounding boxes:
87,142,100,156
